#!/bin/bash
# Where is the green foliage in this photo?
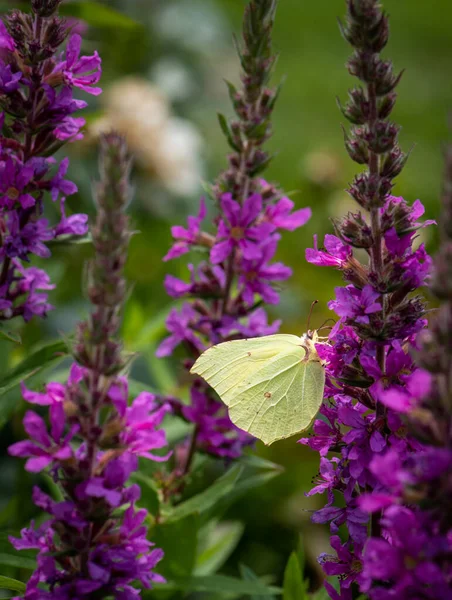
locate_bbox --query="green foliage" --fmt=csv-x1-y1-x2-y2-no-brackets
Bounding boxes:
60,2,140,29
0,575,26,593
152,514,200,579
195,521,244,575
0,339,68,397
283,552,309,600
149,574,281,597
166,465,243,525
0,323,21,344
240,564,277,600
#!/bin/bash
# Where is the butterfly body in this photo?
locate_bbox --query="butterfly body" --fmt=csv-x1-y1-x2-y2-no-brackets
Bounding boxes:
190,331,327,445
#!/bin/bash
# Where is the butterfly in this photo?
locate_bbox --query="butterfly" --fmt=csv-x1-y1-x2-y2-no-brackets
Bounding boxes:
190,329,328,445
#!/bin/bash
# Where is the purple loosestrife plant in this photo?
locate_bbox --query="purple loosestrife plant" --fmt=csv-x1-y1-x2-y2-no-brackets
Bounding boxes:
354,147,452,599
300,2,434,598
0,0,101,324
159,0,310,464
9,134,170,599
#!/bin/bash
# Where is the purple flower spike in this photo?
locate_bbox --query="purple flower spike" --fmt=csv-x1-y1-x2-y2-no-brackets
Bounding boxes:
159,0,311,468
0,4,101,324
9,136,168,597
302,3,441,599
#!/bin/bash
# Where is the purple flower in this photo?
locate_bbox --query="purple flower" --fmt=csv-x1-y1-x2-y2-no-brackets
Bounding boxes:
21,380,65,406
164,274,193,298
12,262,55,320
210,193,274,263
54,197,89,237
8,406,77,472
306,234,352,268
265,196,311,231
156,303,205,357
51,34,102,95
318,535,364,591
0,63,21,93
236,307,281,337
361,506,451,599
49,157,78,201
299,404,341,456
121,392,171,461
306,457,342,505
2,213,53,259
164,198,207,261
0,21,15,52
379,368,431,413
54,115,86,141
328,285,382,324
182,385,252,458
313,504,368,545
0,158,36,209
239,237,292,304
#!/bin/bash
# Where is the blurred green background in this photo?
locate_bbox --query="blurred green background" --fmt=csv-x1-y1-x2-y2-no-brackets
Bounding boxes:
0,0,450,597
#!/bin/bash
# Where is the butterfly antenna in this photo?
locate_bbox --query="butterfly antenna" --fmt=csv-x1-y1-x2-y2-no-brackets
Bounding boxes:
318,318,336,332
306,300,319,331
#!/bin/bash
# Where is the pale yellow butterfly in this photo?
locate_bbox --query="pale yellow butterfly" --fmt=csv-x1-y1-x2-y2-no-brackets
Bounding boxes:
190,330,328,445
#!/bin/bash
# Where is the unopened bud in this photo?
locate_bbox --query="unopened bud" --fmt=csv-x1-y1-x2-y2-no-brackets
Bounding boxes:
31,0,62,17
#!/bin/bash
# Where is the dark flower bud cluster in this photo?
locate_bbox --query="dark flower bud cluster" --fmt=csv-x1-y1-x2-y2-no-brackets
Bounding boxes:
338,1,405,212
31,0,62,18
354,146,452,599
8,135,170,599
0,0,101,324
160,0,310,465
302,2,435,598
74,135,132,375
214,0,280,200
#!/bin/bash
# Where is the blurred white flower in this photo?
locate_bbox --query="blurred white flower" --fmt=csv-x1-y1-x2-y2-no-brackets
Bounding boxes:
302,149,341,187
90,77,203,197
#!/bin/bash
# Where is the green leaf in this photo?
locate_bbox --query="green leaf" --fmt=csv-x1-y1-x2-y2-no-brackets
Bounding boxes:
0,575,26,593
195,521,244,576
0,323,21,344
0,340,69,397
310,585,337,600
283,553,308,600
240,564,277,600
166,465,243,524
213,454,282,511
46,233,92,247
0,552,36,570
152,514,199,579
130,471,160,515
151,574,281,596
217,112,241,152
60,2,140,29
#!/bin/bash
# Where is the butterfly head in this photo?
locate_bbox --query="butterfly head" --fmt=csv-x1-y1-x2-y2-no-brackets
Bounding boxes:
301,329,330,364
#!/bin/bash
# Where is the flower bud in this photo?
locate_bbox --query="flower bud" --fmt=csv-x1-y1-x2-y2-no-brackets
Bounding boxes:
31,0,62,17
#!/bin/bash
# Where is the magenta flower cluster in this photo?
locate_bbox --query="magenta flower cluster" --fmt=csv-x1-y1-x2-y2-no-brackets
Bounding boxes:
0,6,100,322
9,366,170,599
159,0,311,462
8,133,171,599
160,185,310,458
300,2,447,598
302,196,434,599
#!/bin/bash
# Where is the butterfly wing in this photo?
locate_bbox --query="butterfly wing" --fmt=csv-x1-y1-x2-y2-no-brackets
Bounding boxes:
190,334,304,404
191,333,325,446
228,350,325,445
